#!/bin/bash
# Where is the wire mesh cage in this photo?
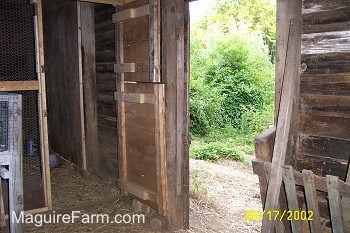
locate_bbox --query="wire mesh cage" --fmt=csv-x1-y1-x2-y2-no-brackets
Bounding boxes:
0,93,22,157
0,0,45,210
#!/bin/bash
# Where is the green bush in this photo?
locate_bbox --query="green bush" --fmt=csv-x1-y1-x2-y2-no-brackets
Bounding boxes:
190,142,244,162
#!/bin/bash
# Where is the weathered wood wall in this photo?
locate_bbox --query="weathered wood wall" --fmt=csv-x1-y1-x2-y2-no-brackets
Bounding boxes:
95,4,118,180
296,0,350,180
42,0,84,170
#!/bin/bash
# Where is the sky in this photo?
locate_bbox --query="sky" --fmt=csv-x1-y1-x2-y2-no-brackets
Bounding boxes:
189,0,216,25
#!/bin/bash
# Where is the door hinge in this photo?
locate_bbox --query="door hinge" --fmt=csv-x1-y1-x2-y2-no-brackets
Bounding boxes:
43,110,48,117
40,65,46,73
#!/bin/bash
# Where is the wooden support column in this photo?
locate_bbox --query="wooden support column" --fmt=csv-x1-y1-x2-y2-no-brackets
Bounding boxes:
80,2,99,175
161,0,190,230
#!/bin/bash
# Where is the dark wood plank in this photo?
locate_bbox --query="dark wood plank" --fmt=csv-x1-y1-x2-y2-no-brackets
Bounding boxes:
301,74,350,96
300,94,350,119
299,134,350,162
299,114,350,139
302,53,350,75
296,154,348,180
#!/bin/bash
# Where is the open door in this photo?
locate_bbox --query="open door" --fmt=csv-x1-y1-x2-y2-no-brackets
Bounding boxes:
113,0,167,215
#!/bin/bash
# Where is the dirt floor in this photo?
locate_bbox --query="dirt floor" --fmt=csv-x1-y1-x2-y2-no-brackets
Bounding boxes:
23,158,262,232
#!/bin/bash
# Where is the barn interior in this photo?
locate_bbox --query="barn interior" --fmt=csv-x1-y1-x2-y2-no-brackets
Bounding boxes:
1,0,350,232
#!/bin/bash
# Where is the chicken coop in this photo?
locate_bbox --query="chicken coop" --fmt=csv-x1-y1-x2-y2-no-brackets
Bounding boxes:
253,0,350,232
0,0,51,216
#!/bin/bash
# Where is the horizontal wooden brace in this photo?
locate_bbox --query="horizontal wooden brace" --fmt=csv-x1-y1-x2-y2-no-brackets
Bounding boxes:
0,81,39,91
118,180,157,202
114,63,149,73
112,4,149,23
75,0,137,5
114,92,155,104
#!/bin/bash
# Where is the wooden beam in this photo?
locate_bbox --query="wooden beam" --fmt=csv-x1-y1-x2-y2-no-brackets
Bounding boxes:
118,180,157,202
76,0,136,5
149,0,160,82
35,0,52,211
114,63,149,73
0,81,39,91
114,92,155,104
112,4,149,23
262,17,302,233
254,126,276,162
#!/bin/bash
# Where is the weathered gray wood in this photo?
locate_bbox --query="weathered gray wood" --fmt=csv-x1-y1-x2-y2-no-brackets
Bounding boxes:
326,175,344,233
262,17,302,233
342,162,350,232
282,165,302,233
149,0,160,82
162,0,189,229
302,170,321,233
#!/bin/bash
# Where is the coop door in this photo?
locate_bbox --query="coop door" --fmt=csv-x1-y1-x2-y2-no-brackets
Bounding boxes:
113,0,167,215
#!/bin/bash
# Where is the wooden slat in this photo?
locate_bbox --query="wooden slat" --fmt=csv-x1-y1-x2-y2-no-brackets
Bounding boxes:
36,0,52,210
282,165,302,233
149,0,160,82
0,81,39,91
326,175,344,233
300,73,350,96
302,170,322,233
262,17,302,233
300,94,350,119
118,180,157,202
154,84,167,215
114,63,149,73
342,162,350,232
112,4,149,23
77,0,136,5
114,92,155,104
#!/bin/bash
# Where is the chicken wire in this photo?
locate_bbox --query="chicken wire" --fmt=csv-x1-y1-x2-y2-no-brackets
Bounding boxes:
0,0,42,181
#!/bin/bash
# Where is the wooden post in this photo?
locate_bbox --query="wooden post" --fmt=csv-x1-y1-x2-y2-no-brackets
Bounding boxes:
261,17,302,232
161,0,190,230
35,0,52,210
80,2,99,175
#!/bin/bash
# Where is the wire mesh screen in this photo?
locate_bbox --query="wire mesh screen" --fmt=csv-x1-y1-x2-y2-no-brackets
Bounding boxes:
0,101,9,153
0,0,36,81
0,1,42,181
0,93,21,155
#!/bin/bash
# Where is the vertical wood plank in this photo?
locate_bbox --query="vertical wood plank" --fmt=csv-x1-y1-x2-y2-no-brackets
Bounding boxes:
282,165,302,233
81,2,99,175
162,0,188,229
115,6,128,195
154,84,167,215
9,95,24,233
183,0,190,228
262,17,302,233
149,0,160,82
35,0,52,209
77,1,88,173
302,170,321,233
326,175,344,233
342,162,350,232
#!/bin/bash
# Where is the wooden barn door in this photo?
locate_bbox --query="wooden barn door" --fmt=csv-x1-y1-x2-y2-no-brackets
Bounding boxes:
113,0,167,215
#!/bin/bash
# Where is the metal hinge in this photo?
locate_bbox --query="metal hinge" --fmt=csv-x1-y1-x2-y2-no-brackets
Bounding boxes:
43,110,48,117
30,0,37,4
40,65,46,73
